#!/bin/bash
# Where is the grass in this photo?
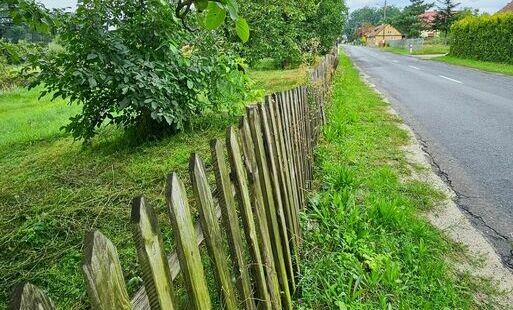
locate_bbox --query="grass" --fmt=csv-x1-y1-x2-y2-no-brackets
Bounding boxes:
383,44,450,56
298,51,499,308
249,66,307,94
0,68,305,308
432,55,513,76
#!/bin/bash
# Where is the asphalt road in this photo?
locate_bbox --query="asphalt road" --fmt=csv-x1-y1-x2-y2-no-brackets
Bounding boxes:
344,45,513,265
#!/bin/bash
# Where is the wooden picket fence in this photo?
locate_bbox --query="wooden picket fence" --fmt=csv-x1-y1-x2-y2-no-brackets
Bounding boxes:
9,48,339,310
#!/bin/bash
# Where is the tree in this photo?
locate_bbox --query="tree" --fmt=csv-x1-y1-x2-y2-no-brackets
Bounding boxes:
308,0,348,53
29,0,251,141
391,0,433,38
433,0,460,36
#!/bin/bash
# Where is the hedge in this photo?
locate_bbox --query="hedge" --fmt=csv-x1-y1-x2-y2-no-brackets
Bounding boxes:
450,13,513,64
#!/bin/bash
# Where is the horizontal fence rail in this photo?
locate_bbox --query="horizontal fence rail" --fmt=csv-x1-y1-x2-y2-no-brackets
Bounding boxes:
9,48,339,310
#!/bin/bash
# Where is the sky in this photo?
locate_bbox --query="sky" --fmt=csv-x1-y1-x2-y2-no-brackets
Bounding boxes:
346,0,509,13
39,0,510,13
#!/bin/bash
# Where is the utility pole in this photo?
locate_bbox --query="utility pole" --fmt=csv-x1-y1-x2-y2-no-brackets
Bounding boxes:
384,0,387,21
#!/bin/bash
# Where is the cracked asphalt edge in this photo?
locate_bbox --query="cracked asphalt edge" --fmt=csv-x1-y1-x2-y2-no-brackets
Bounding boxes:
352,63,513,304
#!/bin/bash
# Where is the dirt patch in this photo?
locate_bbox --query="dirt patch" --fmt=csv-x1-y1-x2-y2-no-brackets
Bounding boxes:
355,65,513,306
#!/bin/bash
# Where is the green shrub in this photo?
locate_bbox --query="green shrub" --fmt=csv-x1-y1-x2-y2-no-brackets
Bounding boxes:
0,39,44,65
450,13,513,64
30,0,251,142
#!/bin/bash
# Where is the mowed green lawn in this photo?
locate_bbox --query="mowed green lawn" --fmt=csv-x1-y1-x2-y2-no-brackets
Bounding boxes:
0,69,305,308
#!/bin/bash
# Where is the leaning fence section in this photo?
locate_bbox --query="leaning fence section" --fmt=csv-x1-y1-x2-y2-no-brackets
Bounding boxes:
9,48,339,310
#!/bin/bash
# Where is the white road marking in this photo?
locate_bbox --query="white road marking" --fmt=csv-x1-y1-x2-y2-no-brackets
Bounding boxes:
408,65,420,70
439,75,463,84
392,60,399,63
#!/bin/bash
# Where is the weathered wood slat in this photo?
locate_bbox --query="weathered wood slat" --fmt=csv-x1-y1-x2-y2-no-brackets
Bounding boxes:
266,96,300,274
131,198,222,309
239,117,282,310
131,197,176,310
211,139,257,310
9,283,55,310
165,173,211,310
189,154,238,310
82,230,131,310
226,127,272,310
276,91,302,243
246,106,293,310
258,101,296,291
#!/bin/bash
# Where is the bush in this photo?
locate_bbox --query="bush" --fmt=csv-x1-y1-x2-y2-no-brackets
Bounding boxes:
450,13,513,64
30,0,250,142
0,39,44,65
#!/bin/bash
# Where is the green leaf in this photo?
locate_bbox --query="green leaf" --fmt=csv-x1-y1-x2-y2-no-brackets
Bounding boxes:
187,80,194,89
204,2,226,30
88,77,97,88
235,17,250,43
226,0,239,20
195,0,208,12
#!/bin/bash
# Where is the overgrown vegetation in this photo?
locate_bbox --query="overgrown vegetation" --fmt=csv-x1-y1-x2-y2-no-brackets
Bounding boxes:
299,52,496,308
450,13,513,64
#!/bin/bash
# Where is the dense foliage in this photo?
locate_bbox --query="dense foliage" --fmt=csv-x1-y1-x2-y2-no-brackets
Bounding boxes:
450,13,513,64
240,0,347,68
391,0,433,38
29,0,252,141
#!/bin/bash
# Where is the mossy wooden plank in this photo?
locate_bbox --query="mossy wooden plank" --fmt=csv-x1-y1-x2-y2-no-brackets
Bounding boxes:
9,283,55,310
189,154,238,310
82,230,131,310
226,127,272,310
165,173,211,310
276,91,302,242
239,118,282,310
131,196,176,310
211,139,257,310
258,101,295,291
246,106,292,310
132,201,222,310
280,91,303,215
266,96,300,275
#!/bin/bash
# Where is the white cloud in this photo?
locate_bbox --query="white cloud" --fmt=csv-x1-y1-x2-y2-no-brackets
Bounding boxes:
347,0,509,13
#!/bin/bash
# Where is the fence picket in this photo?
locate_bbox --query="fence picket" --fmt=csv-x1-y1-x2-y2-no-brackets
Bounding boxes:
257,102,296,291
166,173,211,310
189,154,238,310
82,231,131,310
270,94,301,249
239,117,282,310
131,197,176,310
9,283,55,310
226,127,272,309
247,106,293,310
211,139,257,310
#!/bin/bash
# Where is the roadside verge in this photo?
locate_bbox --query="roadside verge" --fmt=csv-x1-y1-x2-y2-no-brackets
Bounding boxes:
298,50,512,308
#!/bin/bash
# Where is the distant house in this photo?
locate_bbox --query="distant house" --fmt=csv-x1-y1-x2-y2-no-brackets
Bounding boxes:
498,1,513,13
365,24,403,47
419,11,439,38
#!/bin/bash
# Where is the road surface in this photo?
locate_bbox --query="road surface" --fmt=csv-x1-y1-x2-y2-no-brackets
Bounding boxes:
344,45,513,265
